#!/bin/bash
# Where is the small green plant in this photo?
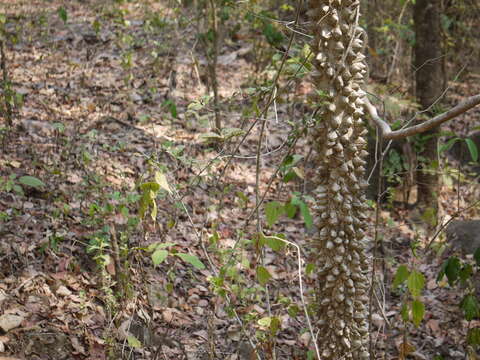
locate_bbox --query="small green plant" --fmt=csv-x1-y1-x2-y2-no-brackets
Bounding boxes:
392,256,427,358
440,135,479,163
0,174,46,196
84,189,142,302
279,154,304,183
264,193,313,230
207,228,309,359
57,6,68,24
39,231,65,253
0,211,10,222
393,264,426,327
138,171,171,222
147,242,205,270
437,251,480,351
0,174,23,195
200,127,245,145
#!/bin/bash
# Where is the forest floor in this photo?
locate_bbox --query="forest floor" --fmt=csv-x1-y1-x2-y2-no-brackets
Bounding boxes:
1,1,480,359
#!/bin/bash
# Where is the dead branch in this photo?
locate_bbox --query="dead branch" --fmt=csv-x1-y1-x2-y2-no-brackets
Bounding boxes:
364,94,480,140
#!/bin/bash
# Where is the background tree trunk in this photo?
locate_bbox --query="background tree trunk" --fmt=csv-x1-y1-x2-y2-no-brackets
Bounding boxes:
365,0,379,79
414,0,443,219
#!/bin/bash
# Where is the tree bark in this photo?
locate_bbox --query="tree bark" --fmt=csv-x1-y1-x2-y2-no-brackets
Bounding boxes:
413,0,443,217
308,1,370,358
365,0,378,78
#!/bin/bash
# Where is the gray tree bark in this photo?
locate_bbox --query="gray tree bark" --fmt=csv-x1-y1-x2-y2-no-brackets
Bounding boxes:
414,0,443,217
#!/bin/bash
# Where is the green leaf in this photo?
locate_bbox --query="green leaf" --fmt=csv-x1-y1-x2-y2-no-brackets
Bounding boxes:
465,138,479,162
140,182,160,192
444,257,461,285
269,316,280,335
262,234,286,252
461,294,480,321
467,328,480,346
393,265,410,289
256,266,271,286
265,201,284,227
288,305,299,317
282,170,296,183
225,266,237,279
475,248,480,267
222,127,245,140
147,241,175,253
236,191,249,208
138,193,152,219
162,99,177,118
176,253,205,270
150,197,157,221
290,195,313,229
291,166,304,179
257,316,271,327
57,7,68,24
146,243,158,252
305,263,315,276
437,259,448,283
187,101,203,111
400,302,409,322
411,300,425,327
151,249,169,266
155,242,176,249
407,270,425,298
262,23,284,47
459,264,473,284
92,19,101,33
200,132,223,144
421,207,437,227
298,201,313,229
18,175,45,189
257,315,280,335
209,231,219,245
155,171,171,193
280,154,303,173
439,137,460,153
127,335,142,348
52,122,65,132
284,202,297,218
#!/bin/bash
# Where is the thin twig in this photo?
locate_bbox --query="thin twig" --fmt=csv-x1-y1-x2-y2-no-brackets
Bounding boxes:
265,234,321,360
253,5,302,357
386,0,409,83
369,132,384,360
425,199,480,251
169,186,261,360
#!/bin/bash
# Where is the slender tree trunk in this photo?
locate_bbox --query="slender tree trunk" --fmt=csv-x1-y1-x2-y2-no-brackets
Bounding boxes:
208,0,221,133
365,0,378,78
308,1,370,358
414,0,443,219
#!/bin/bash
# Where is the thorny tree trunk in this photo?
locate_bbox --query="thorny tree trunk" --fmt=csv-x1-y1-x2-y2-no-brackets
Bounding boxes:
308,0,370,359
414,0,443,217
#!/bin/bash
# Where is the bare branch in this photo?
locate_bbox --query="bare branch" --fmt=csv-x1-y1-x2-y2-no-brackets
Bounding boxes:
364,94,480,140
364,97,391,136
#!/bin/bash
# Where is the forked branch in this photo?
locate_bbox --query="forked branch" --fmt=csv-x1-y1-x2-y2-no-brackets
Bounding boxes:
364,94,480,140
